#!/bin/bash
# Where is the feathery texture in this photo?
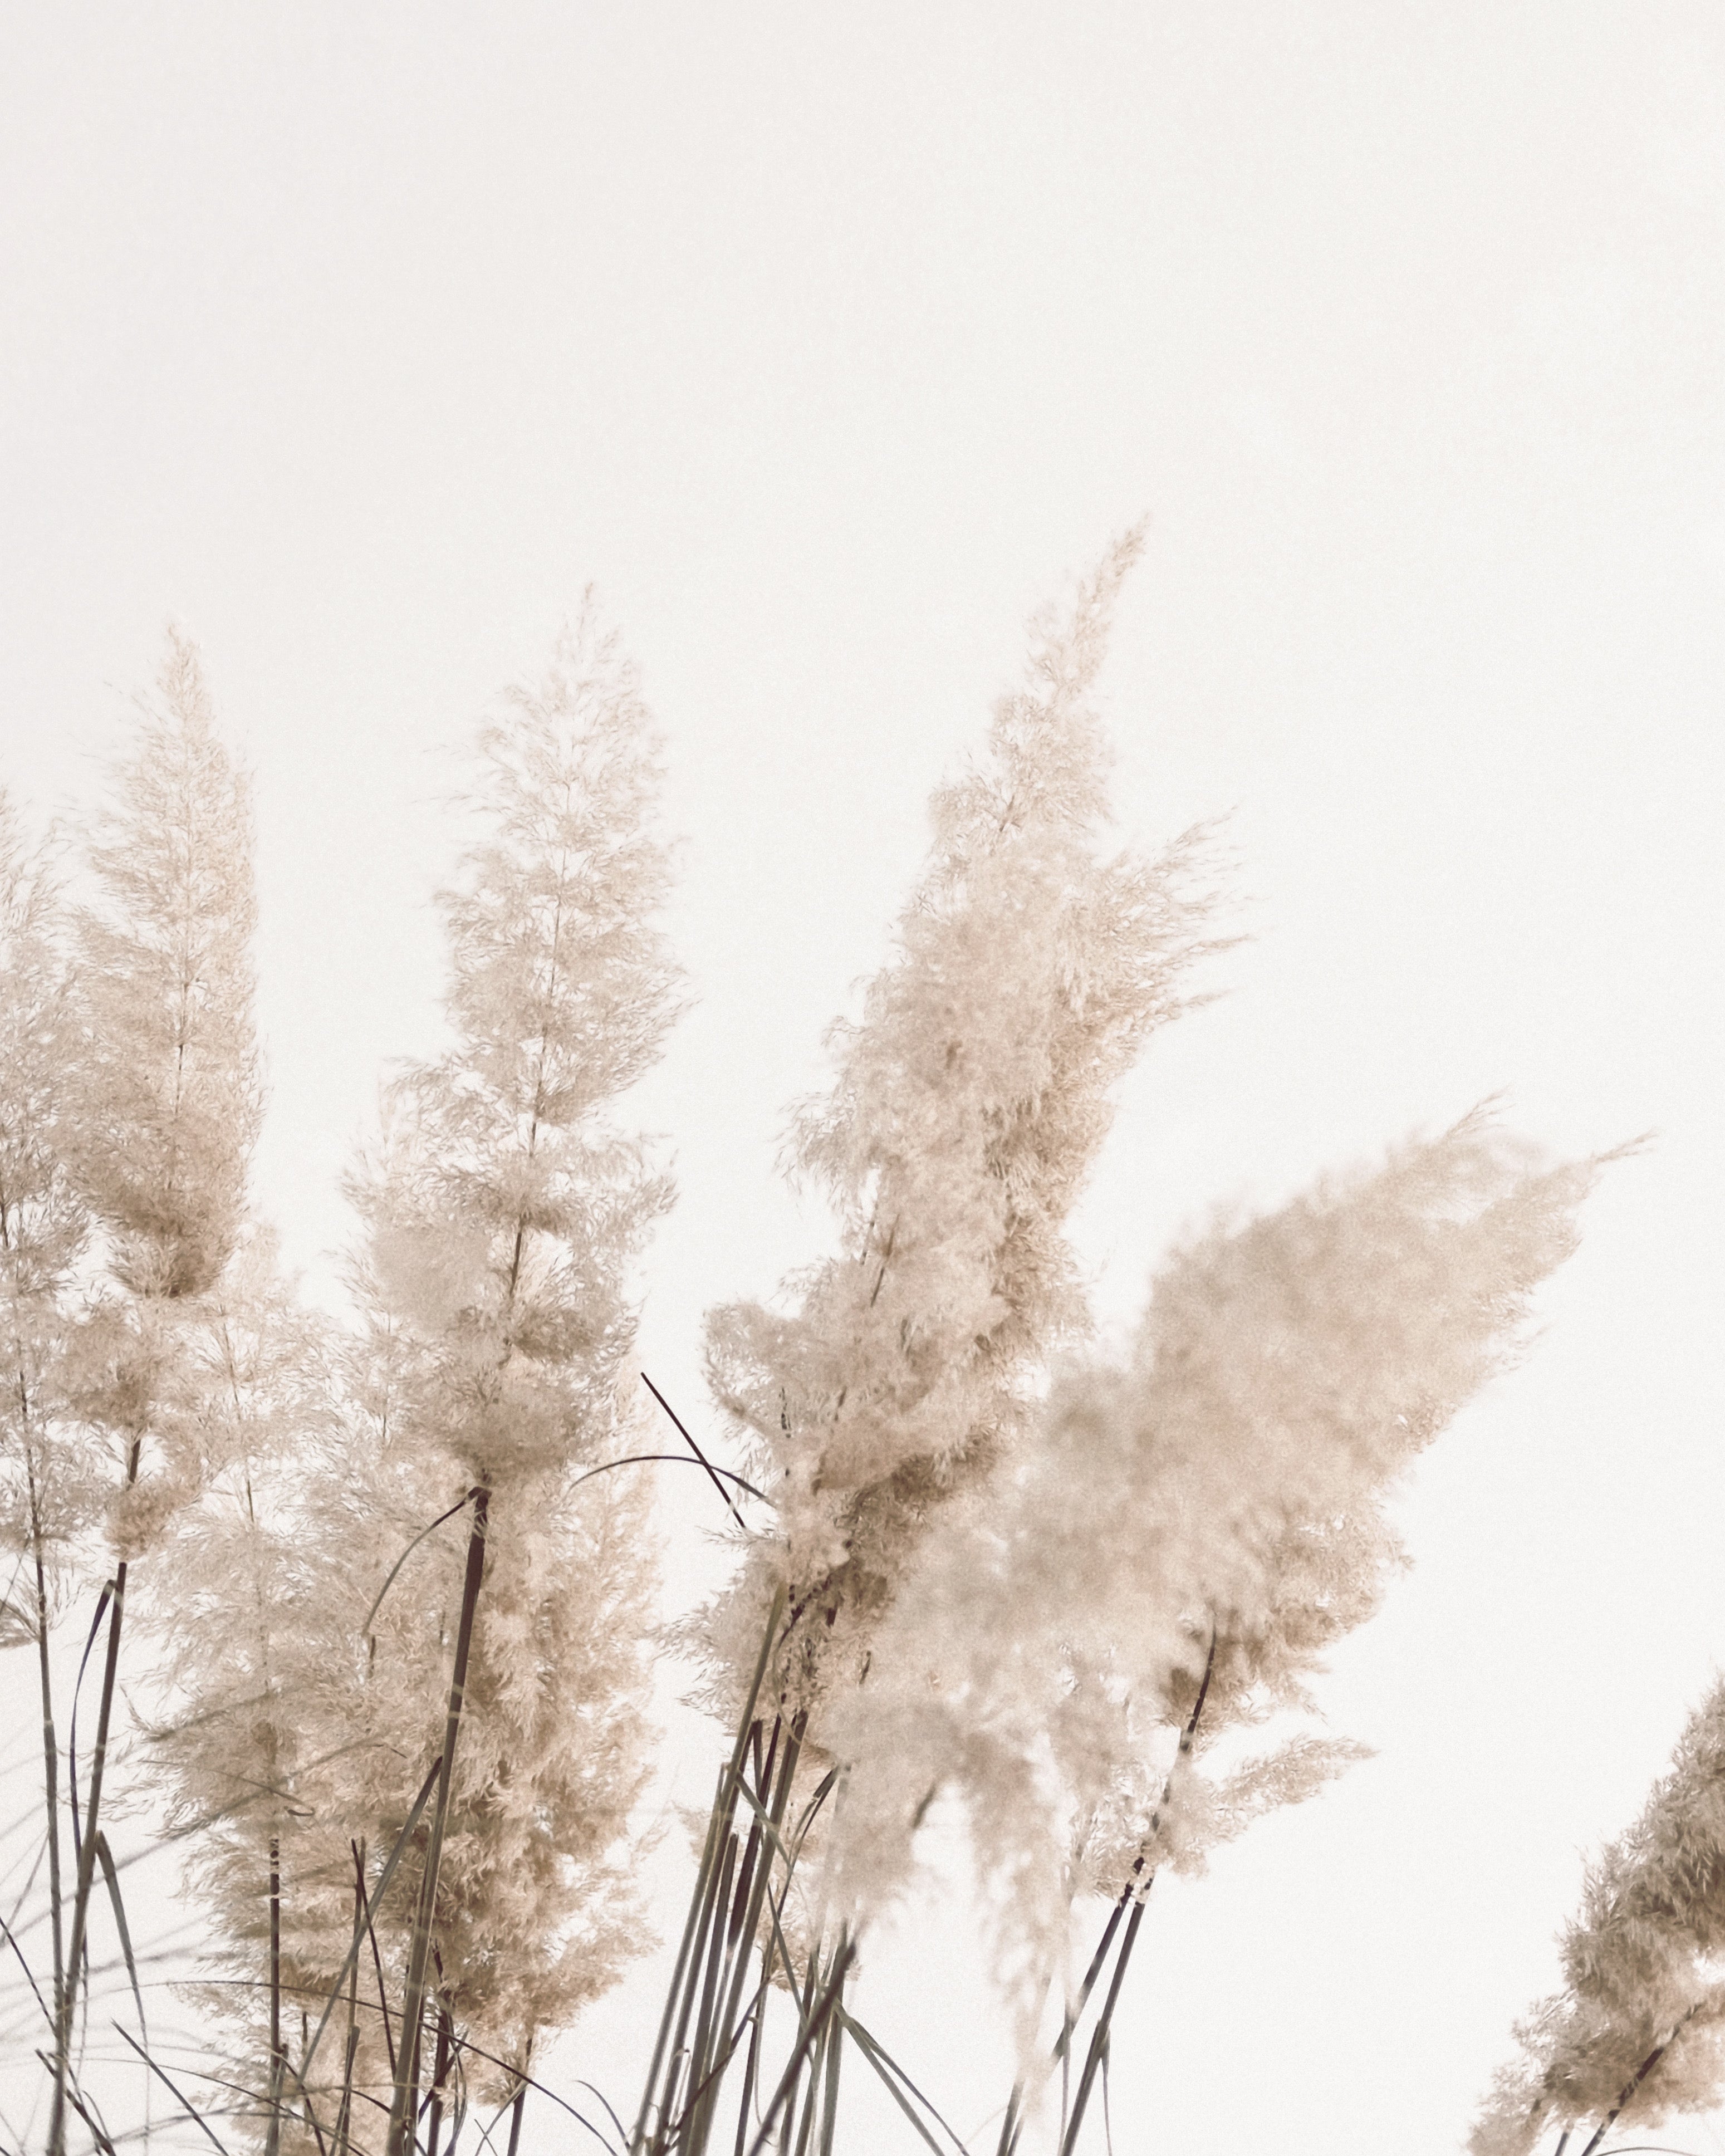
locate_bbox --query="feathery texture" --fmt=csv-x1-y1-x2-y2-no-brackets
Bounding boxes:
144,1229,337,2003
66,627,260,1304
700,528,1222,1730
0,798,94,1587
824,1111,1608,2032
55,630,264,1564
39,632,265,2156
278,604,680,2103
1470,1675,1725,2156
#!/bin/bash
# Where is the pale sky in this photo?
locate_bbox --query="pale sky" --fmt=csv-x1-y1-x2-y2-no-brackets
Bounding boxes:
3,7,1723,2153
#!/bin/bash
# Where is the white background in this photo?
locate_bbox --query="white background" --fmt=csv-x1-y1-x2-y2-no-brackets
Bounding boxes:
2,7,1722,2152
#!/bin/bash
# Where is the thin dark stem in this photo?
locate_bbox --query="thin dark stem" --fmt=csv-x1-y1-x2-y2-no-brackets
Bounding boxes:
424,2010,454,2156
386,1485,491,2156
52,1547,130,2156
65,1582,111,1887
1056,1894,1131,2074
678,1722,805,2156
741,1944,854,2156
1042,1625,1219,2154
364,1844,400,2083
335,2025,359,2156
731,1987,770,2156
302,1769,444,2088
335,1850,362,2156
705,1726,800,2145
632,1594,785,2154
1058,1899,1143,2156
46,2055,120,2156
640,1375,747,1529
110,2025,233,2156
814,1994,844,2156
677,1834,738,2154
266,1836,283,2156
25,1451,65,2033
776,1934,824,2156
363,1496,479,1643
1579,2013,1696,2156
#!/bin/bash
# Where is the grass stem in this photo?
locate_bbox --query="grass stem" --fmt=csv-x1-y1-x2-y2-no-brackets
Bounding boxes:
51,1554,129,2156
385,1486,491,2156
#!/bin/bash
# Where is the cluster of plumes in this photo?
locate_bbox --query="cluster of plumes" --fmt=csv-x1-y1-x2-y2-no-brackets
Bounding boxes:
699,527,1222,1731
127,607,681,2137
821,1112,1608,2037
1470,1676,1725,2156
254,605,678,2106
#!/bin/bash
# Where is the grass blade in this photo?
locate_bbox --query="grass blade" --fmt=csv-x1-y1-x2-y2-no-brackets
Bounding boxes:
301,1757,443,2084
836,2013,967,2156
92,1834,146,2042
742,1943,854,2156
111,2026,232,2156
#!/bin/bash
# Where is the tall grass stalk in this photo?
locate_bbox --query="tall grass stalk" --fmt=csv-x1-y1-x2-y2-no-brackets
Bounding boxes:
631,1595,793,2155
385,1486,491,2156
631,1584,899,2156
27,1454,67,2032
53,1549,129,2156
0,578,1640,2156
265,1836,282,2156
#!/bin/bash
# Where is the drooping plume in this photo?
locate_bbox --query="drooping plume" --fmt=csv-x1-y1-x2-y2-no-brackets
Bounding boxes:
1470,1676,1725,2156
700,528,1222,1728
825,1111,1610,2028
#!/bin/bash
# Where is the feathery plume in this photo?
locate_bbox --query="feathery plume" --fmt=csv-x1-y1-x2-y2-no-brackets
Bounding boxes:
48,626,262,2156
0,796,94,1576
0,795,92,2051
825,1112,1610,2036
65,625,259,1304
297,602,679,2116
700,527,1222,1730
1471,1675,1725,2156
141,1229,339,2145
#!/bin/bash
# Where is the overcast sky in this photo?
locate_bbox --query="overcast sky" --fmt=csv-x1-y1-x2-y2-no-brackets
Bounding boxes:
3,7,1723,2153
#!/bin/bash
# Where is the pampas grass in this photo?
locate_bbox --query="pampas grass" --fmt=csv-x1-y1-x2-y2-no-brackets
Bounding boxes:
0,548,1652,2156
